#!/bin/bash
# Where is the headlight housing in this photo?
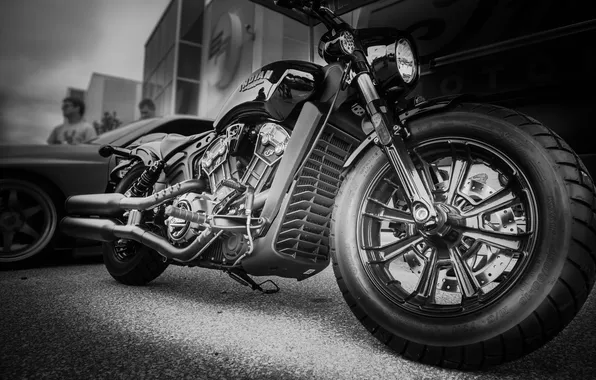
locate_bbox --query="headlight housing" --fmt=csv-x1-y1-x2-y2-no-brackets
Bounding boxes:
395,38,417,84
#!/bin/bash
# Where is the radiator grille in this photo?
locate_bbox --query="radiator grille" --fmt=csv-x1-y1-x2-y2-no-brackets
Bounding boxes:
275,125,360,262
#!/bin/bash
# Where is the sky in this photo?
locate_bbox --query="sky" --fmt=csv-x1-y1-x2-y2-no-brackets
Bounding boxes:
0,0,170,144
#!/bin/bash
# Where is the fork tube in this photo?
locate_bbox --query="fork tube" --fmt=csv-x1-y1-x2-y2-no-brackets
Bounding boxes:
356,73,437,226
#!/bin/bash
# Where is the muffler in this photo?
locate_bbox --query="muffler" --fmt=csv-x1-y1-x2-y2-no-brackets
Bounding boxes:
65,179,206,216
60,217,122,242
60,216,214,262
65,194,126,216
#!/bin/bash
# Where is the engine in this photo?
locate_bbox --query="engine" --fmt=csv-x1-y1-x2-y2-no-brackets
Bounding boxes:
165,122,290,263
199,122,289,204
165,192,211,245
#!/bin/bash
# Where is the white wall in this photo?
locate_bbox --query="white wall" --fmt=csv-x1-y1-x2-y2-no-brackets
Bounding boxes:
86,73,142,126
102,78,142,125
85,74,105,126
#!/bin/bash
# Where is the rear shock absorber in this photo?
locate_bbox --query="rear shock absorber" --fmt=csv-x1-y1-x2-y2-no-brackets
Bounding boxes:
126,161,165,197
116,160,165,260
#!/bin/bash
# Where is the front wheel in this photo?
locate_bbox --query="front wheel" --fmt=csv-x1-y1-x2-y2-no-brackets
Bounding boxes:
103,163,169,286
331,103,596,369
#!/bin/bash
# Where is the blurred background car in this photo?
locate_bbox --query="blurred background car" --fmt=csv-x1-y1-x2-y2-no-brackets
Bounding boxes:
0,115,213,269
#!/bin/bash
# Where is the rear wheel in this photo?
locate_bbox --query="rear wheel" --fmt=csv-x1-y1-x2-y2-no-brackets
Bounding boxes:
331,103,596,369
103,163,169,285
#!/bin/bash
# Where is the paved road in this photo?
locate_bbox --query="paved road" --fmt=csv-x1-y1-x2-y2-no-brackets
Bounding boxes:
1,253,594,380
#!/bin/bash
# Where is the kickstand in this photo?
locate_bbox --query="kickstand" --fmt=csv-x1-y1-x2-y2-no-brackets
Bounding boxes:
226,269,280,294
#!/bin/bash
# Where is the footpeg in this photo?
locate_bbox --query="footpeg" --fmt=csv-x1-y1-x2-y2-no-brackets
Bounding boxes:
164,205,207,224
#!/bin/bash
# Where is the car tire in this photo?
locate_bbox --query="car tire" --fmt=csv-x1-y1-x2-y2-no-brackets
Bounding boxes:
0,174,62,269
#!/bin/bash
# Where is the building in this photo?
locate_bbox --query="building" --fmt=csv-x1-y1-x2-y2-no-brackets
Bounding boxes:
85,73,142,127
144,0,596,157
142,0,205,117
66,73,142,127
65,87,86,102
141,0,336,119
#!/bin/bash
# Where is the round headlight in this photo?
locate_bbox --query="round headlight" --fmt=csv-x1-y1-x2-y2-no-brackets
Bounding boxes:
396,38,417,84
340,31,355,54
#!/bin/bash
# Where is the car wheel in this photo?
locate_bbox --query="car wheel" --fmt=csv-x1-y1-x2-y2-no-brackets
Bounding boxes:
0,177,59,269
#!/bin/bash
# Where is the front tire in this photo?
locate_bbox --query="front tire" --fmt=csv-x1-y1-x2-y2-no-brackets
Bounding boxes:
103,163,169,285
331,103,596,369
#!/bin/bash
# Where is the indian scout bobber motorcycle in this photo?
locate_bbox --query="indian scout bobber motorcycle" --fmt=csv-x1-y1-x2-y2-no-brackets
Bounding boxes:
60,0,595,369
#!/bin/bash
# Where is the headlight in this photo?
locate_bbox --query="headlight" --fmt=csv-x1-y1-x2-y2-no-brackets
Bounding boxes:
396,38,417,84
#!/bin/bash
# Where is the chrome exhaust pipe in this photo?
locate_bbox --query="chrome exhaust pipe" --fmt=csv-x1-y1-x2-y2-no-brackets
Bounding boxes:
65,194,126,216
65,179,206,216
60,216,214,262
60,217,122,242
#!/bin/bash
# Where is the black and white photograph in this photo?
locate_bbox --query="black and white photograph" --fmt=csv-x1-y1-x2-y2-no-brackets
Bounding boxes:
1,0,595,379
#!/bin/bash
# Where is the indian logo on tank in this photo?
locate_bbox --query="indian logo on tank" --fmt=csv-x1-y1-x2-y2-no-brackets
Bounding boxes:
239,70,273,92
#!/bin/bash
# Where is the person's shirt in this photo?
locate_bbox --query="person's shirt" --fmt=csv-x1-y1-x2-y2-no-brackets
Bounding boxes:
47,120,97,145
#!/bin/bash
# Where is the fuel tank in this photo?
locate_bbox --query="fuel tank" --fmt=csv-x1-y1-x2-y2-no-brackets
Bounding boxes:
213,60,324,132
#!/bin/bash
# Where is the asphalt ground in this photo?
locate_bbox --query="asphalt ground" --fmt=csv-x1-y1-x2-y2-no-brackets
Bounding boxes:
1,252,594,380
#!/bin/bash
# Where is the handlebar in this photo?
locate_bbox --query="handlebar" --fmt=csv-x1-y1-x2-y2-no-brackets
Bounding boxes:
273,0,347,32
99,144,132,159
273,0,302,9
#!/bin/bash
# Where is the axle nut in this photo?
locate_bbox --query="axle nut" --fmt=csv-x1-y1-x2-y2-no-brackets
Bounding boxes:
414,206,429,222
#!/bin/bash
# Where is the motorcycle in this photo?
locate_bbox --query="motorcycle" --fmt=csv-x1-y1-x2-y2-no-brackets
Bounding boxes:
60,0,595,369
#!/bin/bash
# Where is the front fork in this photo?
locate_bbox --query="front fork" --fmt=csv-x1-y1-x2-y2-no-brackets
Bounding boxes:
356,74,438,229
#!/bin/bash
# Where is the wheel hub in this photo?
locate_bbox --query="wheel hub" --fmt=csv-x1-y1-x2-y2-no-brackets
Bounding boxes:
0,211,24,231
417,203,464,244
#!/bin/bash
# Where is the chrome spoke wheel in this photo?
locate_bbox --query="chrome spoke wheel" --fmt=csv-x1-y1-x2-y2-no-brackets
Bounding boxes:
0,179,57,263
357,138,539,316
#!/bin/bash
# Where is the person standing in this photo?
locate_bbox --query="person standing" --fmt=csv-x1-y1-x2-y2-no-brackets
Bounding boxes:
47,97,97,145
138,98,156,120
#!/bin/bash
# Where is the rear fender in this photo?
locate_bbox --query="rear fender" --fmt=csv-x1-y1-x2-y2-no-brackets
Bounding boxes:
108,141,162,184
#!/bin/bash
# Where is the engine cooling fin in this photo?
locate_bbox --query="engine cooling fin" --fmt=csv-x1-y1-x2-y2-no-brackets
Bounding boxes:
274,125,359,262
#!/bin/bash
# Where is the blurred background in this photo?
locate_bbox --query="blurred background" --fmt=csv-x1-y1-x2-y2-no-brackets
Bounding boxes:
1,0,594,153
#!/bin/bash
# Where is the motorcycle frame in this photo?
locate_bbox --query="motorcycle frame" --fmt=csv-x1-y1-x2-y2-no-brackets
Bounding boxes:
97,4,479,280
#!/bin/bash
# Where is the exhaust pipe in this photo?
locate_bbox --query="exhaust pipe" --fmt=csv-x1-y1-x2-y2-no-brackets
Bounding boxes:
65,193,126,216
60,217,123,242
60,216,214,262
65,179,206,216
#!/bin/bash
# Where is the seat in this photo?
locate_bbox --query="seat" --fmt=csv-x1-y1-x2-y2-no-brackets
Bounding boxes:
159,132,211,158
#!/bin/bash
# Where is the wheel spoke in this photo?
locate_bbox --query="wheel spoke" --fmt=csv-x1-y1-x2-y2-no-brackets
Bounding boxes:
462,228,527,250
412,248,439,303
446,158,470,205
449,247,482,298
367,235,424,264
2,231,15,252
461,188,517,218
23,205,43,219
8,190,19,208
414,149,436,193
382,177,401,191
365,198,414,224
20,223,40,239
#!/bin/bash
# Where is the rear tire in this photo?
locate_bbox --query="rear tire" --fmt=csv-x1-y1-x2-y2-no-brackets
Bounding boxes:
103,163,169,285
331,103,596,369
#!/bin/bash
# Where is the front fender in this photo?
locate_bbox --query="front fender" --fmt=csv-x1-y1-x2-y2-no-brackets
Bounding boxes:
342,93,478,169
